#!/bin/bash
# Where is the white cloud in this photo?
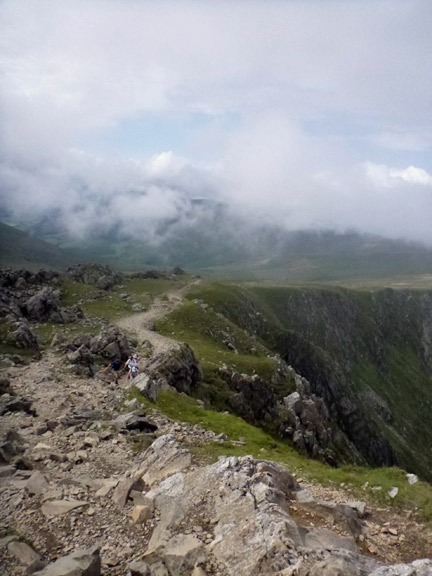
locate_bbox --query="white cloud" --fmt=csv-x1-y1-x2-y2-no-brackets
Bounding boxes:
365,163,432,188
1,1,432,245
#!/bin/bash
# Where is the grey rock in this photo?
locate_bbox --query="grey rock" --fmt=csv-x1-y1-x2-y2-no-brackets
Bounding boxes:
0,377,12,394
26,471,50,496
289,549,378,576
0,535,17,548
131,503,154,524
0,429,26,463
0,464,16,477
145,344,202,394
33,545,101,576
296,490,364,538
112,412,158,433
163,534,207,576
134,374,159,402
369,559,432,575
0,395,35,416
284,391,301,411
129,561,151,576
134,435,192,487
8,541,41,566
8,322,39,350
112,476,145,508
41,499,87,518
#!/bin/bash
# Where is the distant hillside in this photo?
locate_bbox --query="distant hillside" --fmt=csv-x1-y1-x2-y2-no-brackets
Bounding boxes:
74,229,432,283
0,221,80,271
4,214,432,283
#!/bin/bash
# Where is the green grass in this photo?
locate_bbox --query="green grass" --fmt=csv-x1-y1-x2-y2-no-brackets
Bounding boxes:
130,387,432,525
125,276,189,297
156,299,277,381
59,276,190,323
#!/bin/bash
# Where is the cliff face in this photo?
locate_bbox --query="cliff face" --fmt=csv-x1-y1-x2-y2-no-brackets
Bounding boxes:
198,285,432,481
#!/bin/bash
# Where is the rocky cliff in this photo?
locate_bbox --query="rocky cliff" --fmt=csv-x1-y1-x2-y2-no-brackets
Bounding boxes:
179,283,432,482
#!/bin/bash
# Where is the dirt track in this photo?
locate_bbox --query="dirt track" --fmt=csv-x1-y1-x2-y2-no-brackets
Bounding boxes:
115,279,200,359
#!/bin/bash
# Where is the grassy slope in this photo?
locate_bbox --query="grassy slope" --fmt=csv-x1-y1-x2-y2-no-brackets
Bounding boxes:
0,222,79,271
174,282,432,481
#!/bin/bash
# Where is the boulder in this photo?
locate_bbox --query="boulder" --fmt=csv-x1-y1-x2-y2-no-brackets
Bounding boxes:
133,435,192,487
129,561,151,576
0,395,35,416
145,344,202,394
89,325,130,359
41,499,88,518
7,322,39,350
134,374,159,402
33,545,101,576
112,476,145,508
26,470,50,496
23,287,63,322
0,429,26,463
7,541,41,567
0,377,12,395
112,412,158,433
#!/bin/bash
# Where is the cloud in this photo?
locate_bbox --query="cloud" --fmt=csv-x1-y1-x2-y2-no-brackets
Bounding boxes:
1,0,432,246
365,163,432,188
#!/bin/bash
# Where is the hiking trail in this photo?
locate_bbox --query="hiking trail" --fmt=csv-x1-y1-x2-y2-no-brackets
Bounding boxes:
115,278,200,360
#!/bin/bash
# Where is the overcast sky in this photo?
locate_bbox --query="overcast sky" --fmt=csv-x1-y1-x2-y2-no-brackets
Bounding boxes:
1,0,432,244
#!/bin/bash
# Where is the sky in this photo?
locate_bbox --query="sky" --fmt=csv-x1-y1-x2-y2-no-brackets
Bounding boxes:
1,0,432,244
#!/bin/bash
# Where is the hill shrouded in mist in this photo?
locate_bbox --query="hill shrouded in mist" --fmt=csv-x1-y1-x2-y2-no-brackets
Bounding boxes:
0,221,80,271
3,212,432,283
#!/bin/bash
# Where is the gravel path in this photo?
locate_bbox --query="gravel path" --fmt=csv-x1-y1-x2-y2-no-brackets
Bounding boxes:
115,279,200,358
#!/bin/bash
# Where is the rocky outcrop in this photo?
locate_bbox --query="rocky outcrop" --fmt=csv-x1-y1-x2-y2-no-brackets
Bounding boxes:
7,321,39,351
280,371,360,465
113,435,431,576
88,325,131,360
145,344,202,394
66,263,122,288
63,324,132,377
0,268,80,324
24,287,68,322
218,365,278,424
217,363,357,465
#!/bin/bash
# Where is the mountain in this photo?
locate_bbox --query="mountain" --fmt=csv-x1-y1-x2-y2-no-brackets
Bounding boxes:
1,267,432,574
0,221,81,271
4,214,432,282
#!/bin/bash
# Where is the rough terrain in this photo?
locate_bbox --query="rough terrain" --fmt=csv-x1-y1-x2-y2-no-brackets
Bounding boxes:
1,280,432,575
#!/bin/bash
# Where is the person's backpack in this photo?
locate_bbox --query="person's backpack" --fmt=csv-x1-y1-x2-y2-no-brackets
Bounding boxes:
111,358,122,370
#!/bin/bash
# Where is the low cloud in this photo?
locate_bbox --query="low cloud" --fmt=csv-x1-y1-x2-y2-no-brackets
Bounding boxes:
1,1,432,247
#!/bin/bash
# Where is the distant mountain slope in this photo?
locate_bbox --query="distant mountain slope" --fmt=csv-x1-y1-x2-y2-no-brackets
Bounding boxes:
0,221,80,271
4,213,432,282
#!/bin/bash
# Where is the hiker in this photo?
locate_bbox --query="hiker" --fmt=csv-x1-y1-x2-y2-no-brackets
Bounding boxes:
125,354,139,381
104,357,123,385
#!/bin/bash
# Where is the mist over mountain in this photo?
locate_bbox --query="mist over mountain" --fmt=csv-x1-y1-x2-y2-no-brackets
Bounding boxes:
3,204,432,283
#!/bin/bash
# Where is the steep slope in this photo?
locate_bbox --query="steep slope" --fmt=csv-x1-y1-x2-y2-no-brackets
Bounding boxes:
170,282,432,482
